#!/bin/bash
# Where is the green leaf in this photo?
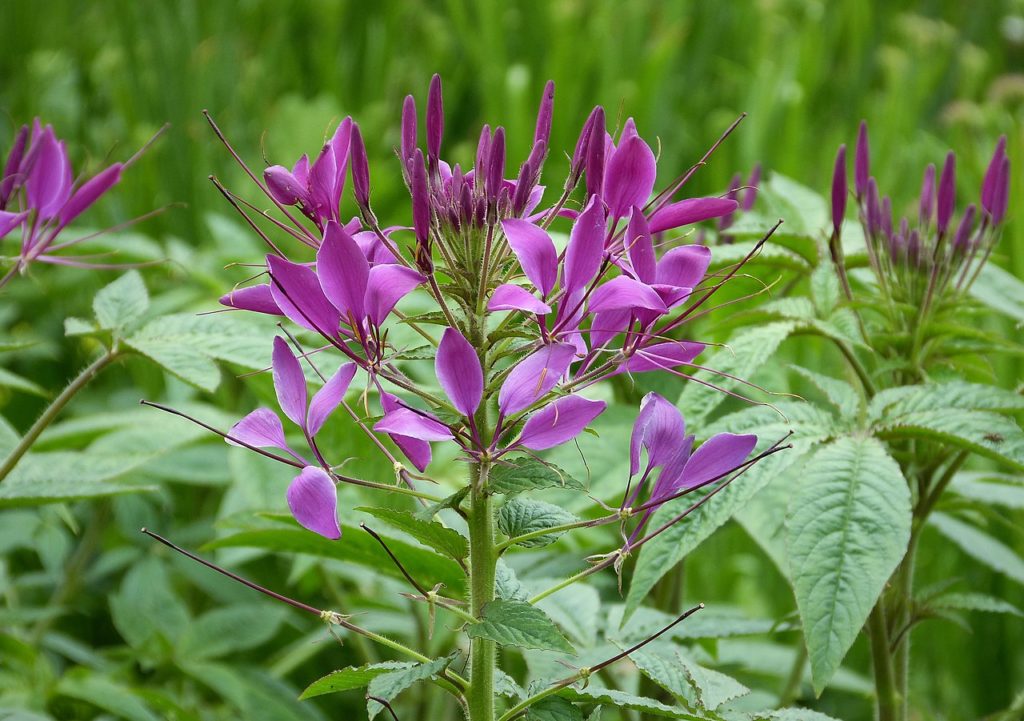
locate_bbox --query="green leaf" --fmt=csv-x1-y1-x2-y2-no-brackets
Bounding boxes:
56,671,159,721
931,592,1023,617
526,697,583,721
632,644,749,711
495,559,530,602
299,662,413,700
868,381,1024,419
785,436,912,694
762,173,829,238
180,662,322,721
678,322,796,424
206,523,466,593
365,654,455,719
557,687,704,719
0,451,158,508
531,583,600,648
414,486,470,521
489,458,585,495
762,297,817,322
495,669,525,699
179,604,287,660
64,316,96,336
466,599,574,653
109,557,190,657
810,260,841,318
930,512,1024,585
93,270,149,331
875,409,1024,471
950,472,1024,510
497,499,578,548
969,262,1024,322
0,366,46,396
752,710,842,721
357,506,468,561
608,604,793,644
790,366,859,416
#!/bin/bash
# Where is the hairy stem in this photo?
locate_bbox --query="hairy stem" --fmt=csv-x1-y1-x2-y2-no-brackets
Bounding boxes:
0,348,118,482
868,605,899,721
468,460,496,721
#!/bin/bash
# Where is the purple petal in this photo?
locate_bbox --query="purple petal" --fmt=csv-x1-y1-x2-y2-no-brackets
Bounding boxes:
648,197,738,234
982,136,1007,212
589,309,632,349
228,408,292,452
427,74,444,161
318,220,369,320
411,149,430,248
307,363,357,436
365,264,425,325
992,156,1010,225
501,218,558,296
603,124,657,218
59,163,122,226
401,95,418,161
619,341,705,374
584,108,606,197
329,117,353,197
287,466,341,540
488,284,552,314
626,207,657,284
918,162,935,226
677,433,757,491
436,328,484,417
498,342,577,415
630,392,687,476
563,195,606,296
25,128,72,220
374,407,453,441
533,80,555,147
381,393,431,471
588,276,667,314
952,204,976,253
937,152,956,235
655,245,711,288
854,121,869,198
0,210,28,237
264,165,306,206
832,145,847,236
350,123,370,207
219,284,282,316
518,395,607,451
1,124,29,205
267,255,342,337
272,336,308,428
308,142,337,221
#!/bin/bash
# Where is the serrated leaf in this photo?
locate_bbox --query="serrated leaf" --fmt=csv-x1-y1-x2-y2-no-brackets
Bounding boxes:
489,458,585,495
752,710,842,721
678,321,796,424
179,604,287,660
875,409,1024,471
414,486,470,521
299,662,414,700
810,261,841,318
868,381,1024,419
64,316,96,336
365,654,455,719
466,600,574,653
526,696,583,721
558,687,704,719
632,644,749,711
530,582,600,648
970,262,1024,322
495,668,525,699
357,506,468,561
0,366,46,396
93,270,149,331
930,512,1024,585
931,591,1023,617
392,344,435,361
0,451,158,508
790,366,859,416
497,499,578,548
762,297,817,321
950,472,1024,509
786,436,911,694
495,559,530,602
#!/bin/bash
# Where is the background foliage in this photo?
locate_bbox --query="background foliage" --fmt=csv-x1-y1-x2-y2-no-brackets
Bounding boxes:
1,1,1022,719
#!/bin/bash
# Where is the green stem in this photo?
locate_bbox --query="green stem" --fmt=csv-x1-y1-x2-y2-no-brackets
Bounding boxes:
468,461,496,721
867,605,898,721
832,338,876,398
0,348,118,482
496,516,598,551
777,642,807,708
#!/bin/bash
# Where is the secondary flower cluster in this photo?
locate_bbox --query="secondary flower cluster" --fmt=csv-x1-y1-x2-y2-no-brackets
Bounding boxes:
831,122,1010,303
0,121,142,287
218,75,761,538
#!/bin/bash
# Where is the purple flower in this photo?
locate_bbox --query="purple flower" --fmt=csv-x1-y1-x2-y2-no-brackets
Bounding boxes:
516,395,606,451
603,118,657,220
287,466,342,540
436,328,484,418
831,145,847,237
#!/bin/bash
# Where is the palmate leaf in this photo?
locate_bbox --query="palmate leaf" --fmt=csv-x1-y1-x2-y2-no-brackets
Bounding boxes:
465,599,574,653
93,270,149,332
868,381,1024,419
785,436,911,694
497,499,579,548
875,409,1024,471
929,512,1024,585
299,661,413,700
969,262,1024,323
356,506,468,561
930,591,1024,617
790,366,860,417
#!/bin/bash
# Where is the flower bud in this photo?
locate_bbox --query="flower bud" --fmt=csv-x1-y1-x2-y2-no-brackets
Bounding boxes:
952,203,976,255
742,163,761,211
534,80,555,149
584,107,606,198
426,74,444,162
401,95,417,161
1,125,29,208
831,145,847,238
918,163,935,226
937,152,955,235
855,120,869,199
350,123,371,210
981,135,1007,212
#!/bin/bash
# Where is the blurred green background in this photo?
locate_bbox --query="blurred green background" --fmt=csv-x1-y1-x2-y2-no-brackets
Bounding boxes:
1,1,1022,719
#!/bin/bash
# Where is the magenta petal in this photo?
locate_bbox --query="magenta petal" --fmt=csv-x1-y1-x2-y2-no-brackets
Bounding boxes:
264,165,306,206
0,210,28,237
267,255,341,337
318,220,369,320
374,408,454,441
287,466,341,540
59,163,123,226
381,393,432,472
307,363,357,436
329,117,353,197
626,207,656,284
365,264,425,324
588,276,667,314
677,432,758,491
498,342,577,415
620,341,705,374
604,128,657,219
308,142,337,220
219,284,282,316
501,218,558,296
629,392,686,476
228,408,291,452
436,328,484,417
25,127,72,220
563,196,606,296
648,197,738,234
272,336,308,428
488,284,552,314
519,395,607,451
589,308,632,349
655,245,711,288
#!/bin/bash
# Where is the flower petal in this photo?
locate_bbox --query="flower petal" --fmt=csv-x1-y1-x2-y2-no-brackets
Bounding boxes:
620,341,705,374
228,408,292,452
498,342,576,415
647,197,738,234
676,432,757,491
519,395,606,451
219,284,282,316
589,308,632,349
59,163,123,226
630,392,688,476
318,220,369,320
267,255,342,337
272,337,308,428
374,408,454,441
0,210,28,237
501,218,558,296
264,165,306,206
603,123,656,218
487,284,552,314
307,363,357,436
25,126,73,220
365,264,425,325
381,393,432,472
655,245,711,288
588,276,667,314
436,328,484,417
563,195,606,296
626,206,656,284
287,466,341,540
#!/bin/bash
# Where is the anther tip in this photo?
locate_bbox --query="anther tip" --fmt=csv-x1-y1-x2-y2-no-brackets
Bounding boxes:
140,527,148,534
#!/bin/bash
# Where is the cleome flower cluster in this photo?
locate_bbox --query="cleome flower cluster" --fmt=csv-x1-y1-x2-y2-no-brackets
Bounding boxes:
216,75,764,541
